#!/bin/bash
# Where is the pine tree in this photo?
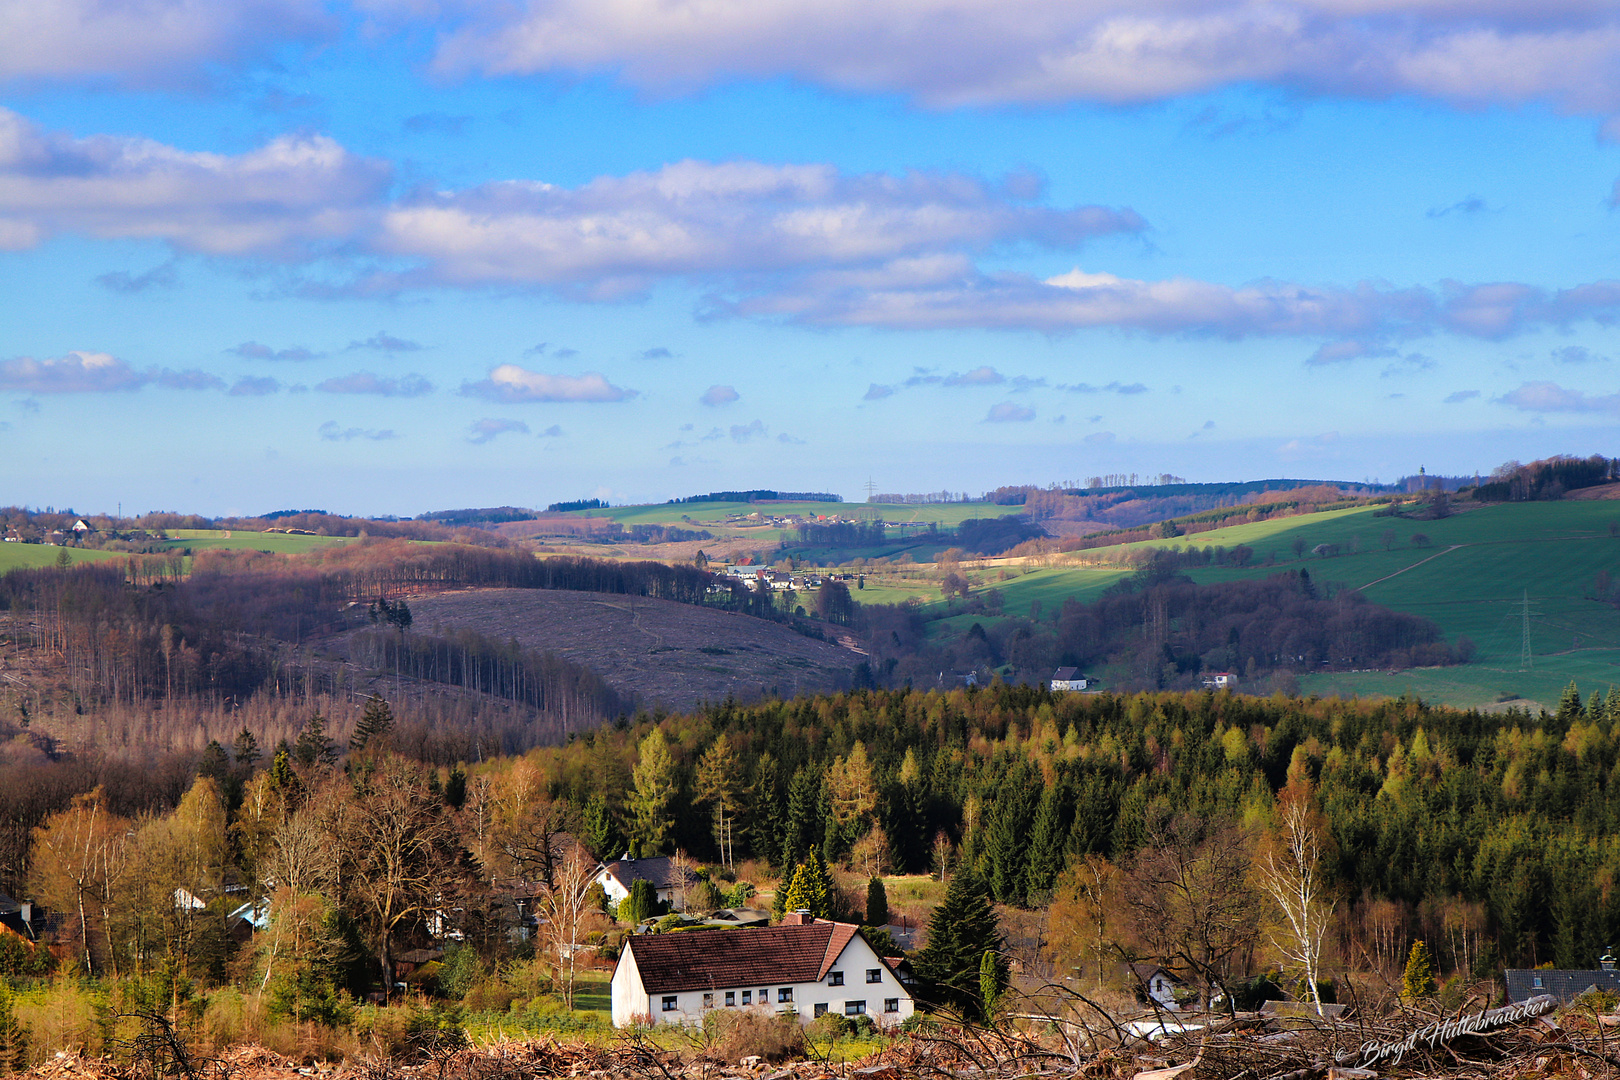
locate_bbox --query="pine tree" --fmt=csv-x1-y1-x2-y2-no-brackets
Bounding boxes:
268,745,298,797
866,876,889,927
781,856,834,919
351,694,395,752
1402,939,1436,1001
0,982,30,1073
1557,681,1585,724
444,765,467,809
915,868,1005,1020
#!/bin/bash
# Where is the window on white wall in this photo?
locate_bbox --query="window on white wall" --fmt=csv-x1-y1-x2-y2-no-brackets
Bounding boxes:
661,996,677,1012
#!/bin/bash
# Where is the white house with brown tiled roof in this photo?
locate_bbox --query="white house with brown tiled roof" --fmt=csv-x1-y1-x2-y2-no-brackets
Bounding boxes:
610,914,914,1028
594,855,702,911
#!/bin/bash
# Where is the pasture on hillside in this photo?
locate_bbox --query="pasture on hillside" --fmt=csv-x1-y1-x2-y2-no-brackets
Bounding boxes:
158,529,355,555
927,501,1620,708
0,545,121,571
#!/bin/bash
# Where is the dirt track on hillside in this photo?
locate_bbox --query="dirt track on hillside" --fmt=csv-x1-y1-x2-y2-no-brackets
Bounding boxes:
404,588,860,712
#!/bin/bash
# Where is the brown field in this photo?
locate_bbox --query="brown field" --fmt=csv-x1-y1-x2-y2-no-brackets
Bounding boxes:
404,588,863,712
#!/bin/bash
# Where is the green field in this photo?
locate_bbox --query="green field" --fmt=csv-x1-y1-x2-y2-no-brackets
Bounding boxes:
158,529,354,555
0,544,123,571
933,501,1620,708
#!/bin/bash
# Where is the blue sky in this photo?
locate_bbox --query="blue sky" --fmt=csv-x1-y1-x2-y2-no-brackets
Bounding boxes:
4,0,1620,515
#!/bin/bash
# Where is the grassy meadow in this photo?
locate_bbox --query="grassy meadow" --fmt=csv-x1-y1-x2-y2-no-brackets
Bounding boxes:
158,529,355,555
921,500,1620,708
0,544,123,571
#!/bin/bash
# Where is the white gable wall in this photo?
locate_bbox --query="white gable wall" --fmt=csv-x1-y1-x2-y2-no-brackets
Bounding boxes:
610,942,651,1027
613,931,914,1029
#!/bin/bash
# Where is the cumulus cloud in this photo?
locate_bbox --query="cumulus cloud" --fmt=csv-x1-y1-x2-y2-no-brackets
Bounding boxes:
347,331,423,352
424,0,1620,113
467,418,530,443
641,347,673,359
229,375,281,396
371,160,1141,294
699,384,740,406
986,401,1035,422
1307,339,1395,365
540,423,563,437
1084,430,1116,444
315,371,433,396
318,421,398,441
863,383,895,400
730,419,766,441
0,107,387,257
0,0,330,88
232,341,319,361
0,354,226,394
1444,389,1480,403
1497,380,1620,414
777,432,806,444
460,364,637,403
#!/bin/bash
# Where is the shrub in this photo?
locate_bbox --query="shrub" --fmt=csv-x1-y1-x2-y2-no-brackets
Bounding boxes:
707,1009,806,1063
354,1002,467,1061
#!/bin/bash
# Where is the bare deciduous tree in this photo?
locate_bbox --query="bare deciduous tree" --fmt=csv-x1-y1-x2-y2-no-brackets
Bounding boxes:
1254,784,1335,1014
1120,814,1260,1010
536,849,605,1009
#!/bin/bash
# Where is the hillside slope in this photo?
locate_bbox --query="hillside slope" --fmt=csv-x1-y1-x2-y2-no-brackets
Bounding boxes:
400,588,863,711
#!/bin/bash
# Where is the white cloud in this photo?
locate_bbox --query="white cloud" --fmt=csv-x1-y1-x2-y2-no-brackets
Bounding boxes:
232,341,320,361
0,351,143,392
467,418,530,443
1443,389,1480,403
420,0,1620,112
701,384,739,405
347,331,423,352
371,159,1141,293
229,375,281,396
986,401,1035,422
0,107,387,257
0,0,331,88
0,351,220,393
729,419,766,441
460,364,637,402
1497,380,1620,414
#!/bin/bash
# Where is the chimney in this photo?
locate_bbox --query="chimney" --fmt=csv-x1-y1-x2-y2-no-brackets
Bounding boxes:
1602,947,1616,971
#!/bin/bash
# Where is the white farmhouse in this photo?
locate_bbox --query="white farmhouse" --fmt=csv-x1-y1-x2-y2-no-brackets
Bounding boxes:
1050,666,1089,692
611,914,915,1028
593,855,701,911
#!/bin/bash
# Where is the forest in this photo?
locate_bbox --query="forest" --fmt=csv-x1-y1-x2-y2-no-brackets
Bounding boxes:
0,678,1615,1048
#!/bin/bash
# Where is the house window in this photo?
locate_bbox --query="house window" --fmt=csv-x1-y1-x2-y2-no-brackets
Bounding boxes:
829,971,844,986
884,998,899,1013
777,988,793,1003
845,1000,867,1016
725,992,735,1007
813,1003,828,1018
867,968,882,983
662,996,677,1012
741,991,752,1005
1533,976,1544,989
703,993,714,1009
758,988,768,1003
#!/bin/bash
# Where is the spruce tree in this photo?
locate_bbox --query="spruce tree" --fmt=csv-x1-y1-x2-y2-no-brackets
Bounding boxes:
294,712,337,767
0,982,29,1073
866,876,889,927
915,868,1005,1020
979,949,1001,1019
1023,783,1067,905
584,794,620,860
781,856,834,919
232,727,261,771
350,694,395,752
628,728,678,855
1402,940,1436,1001
781,765,822,868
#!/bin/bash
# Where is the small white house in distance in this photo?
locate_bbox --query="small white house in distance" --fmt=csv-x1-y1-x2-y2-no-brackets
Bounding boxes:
593,854,701,910
1050,666,1088,692
611,914,915,1028
1132,963,1186,1009
1201,672,1236,690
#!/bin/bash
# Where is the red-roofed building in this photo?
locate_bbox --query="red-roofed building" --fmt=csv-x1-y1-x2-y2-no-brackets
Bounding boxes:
610,914,914,1028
